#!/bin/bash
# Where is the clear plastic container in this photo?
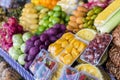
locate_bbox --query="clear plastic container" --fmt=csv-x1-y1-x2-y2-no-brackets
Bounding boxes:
58,37,87,66
78,71,99,80
48,32,75,58
34,63,52,80
59,66,79,80
29,49,49,74
80,34,112,65
42,57,58,72
34,57,58,80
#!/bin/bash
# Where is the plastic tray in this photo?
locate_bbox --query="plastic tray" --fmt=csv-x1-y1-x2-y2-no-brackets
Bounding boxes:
80,34,112,65
57,36,87,66
59,66,79,80
0,48,34,80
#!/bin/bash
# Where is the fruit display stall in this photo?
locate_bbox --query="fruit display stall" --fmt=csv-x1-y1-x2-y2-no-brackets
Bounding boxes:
0,0,119,80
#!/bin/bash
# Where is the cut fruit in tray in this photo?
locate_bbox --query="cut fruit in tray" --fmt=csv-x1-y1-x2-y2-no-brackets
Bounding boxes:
76,28,97,41
75,64,103,80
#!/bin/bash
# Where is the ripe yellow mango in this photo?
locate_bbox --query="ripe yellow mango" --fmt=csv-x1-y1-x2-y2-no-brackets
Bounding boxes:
61,40,69,48
54,48,63,56
78,43,86,52
63,54,73,65
64,45,73,53
59,53,67,61
73,40,81,48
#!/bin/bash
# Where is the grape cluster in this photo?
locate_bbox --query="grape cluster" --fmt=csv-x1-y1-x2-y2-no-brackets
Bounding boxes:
36,5,69,35
24,24,66,69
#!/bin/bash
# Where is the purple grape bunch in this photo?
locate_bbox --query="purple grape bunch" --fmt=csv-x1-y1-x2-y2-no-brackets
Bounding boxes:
24,24,66,69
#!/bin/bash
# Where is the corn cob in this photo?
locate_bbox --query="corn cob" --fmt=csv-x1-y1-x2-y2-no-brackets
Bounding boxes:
94,0,120,27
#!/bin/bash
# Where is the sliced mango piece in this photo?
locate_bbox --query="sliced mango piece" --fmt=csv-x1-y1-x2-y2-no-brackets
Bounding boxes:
70,38,77,45
59,53,67,61
63,54,73,65
56,38,66,44
71,48,79,58
68,37,74,42
78,42,86,52
62,32,74,39
73,40,81,48
61,40,69,48
65,45,73,53
54,48,63,56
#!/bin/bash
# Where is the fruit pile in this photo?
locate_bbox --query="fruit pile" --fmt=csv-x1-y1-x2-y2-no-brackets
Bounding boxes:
36,5,69,34
1,0,120,80
59,38,86,65
80,33,112,65
8,32,33,65
31,0,59,9
37,6,50,22
19,3,39,34
67,6,88,33
48,32,75,57
49,32,87,65
0,17,23,51
83,6,103,29
24,24,66,69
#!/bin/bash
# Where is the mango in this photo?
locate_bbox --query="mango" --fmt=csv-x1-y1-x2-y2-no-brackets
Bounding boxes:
61,40,69,48
73,40,81,48
59,53,67,61
62,32,74,39
64,45,73,53
63,54,73,65
71,48,79,58
54,48,63,56
78,43,86,52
